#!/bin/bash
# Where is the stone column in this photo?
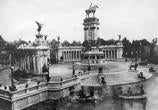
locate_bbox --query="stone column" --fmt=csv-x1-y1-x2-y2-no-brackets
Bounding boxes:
76,51,78,59
115,50,117,59
117,49,120,59
33,56,35,73
24,57,27,70
70,51,72,60
65,51,67,61
72,51,73,60
106,50,108,59
68,51,71,60
27,56,30,71
68,51,70,61
114,50,115,59
73,51,75,60
66,51,68,61
63,51,65,62
79,51,81,60
72,51,74,60
112,50,114,59
111,50,113,59
109,50,110,59
108,50,110,59
37,56,41,74
71,51,73,60
74,51,76,59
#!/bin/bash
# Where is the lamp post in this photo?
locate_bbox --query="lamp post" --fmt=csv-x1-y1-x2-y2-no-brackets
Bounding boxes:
56,36,60,64
131,51,133,60
125,52,128,62
10,66,16,91
72,61,75,75
139,50,142,61
140,42,142,61
136,51,138,62
11,66,14,87
47,62,50,82
88,57,91,71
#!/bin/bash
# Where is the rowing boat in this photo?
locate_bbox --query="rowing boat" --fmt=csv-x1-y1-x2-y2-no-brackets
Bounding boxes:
119,94,146,100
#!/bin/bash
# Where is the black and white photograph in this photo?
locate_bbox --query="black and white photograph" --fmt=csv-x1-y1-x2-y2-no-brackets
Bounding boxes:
0,0,158,110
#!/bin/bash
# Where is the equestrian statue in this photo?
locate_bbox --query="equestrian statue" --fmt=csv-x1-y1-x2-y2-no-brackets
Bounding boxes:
85,3,99,18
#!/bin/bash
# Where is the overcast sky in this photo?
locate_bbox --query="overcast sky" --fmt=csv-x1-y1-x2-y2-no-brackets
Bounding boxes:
0,0,158,42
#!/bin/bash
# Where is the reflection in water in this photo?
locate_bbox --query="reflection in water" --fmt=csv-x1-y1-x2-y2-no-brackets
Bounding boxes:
67,97,147,110
122,99,147,110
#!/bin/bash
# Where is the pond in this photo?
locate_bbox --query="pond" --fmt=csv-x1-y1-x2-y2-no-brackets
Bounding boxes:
25,71,158,110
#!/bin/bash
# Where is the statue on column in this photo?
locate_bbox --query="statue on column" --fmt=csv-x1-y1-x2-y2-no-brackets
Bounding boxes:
85,3,99,18
35,21,43,34
118,35,121,41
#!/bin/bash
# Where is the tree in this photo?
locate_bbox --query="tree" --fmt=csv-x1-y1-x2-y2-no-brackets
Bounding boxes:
96,38,105,46
131,40,141,58
71,40,78,46
82,40,91,51
104,39,116,45
71,40,82,46
0,35,7,52
122,37,132,58
61,40,70,47
49,39,58,64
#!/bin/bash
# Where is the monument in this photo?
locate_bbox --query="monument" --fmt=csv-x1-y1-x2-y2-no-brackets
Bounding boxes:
83,3,99,41
18,21,50,74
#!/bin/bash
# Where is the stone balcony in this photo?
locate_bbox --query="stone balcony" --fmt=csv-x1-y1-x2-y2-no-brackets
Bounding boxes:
83,17,99,24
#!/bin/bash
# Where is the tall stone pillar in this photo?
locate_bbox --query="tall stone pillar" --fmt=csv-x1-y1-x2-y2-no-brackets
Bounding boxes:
79,51,81,60
33,56,36,73
27,56,30,71
112,50,114,59
68,51,70,61
115,50,117,59
76,51,77,59
106,50,108,59
109,50,111,59
117,49,120,59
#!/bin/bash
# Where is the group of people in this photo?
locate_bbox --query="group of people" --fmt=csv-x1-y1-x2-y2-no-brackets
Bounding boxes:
127,85,144,96
138,72,146,80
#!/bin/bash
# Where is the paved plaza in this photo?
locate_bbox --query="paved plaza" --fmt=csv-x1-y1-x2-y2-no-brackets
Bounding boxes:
0,61,153,86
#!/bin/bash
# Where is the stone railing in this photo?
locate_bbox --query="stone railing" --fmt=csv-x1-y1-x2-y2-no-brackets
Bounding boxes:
0,75,80,101
81,59,106,65
48,76,79,90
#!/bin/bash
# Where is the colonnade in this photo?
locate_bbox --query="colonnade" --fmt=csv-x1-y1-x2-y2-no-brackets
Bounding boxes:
61,50,81,62
103,49,118,60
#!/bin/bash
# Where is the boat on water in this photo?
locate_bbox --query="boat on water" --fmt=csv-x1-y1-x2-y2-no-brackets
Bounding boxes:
149,66,156,72
77,96,98,103
119,94,147,100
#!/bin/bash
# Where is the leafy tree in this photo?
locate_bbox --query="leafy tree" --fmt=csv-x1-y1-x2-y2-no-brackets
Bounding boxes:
0,35,7,52
141,39,151,46
104,39,116,45
61,40,70,47
122,37,132,58
49,39,58,64
131,40,141,58
82,40,91,51
71,40,78,46
96,38,105,46
71,40,82,46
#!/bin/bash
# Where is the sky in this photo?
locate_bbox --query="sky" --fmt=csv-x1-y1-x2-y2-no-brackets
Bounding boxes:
0,0,158,43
